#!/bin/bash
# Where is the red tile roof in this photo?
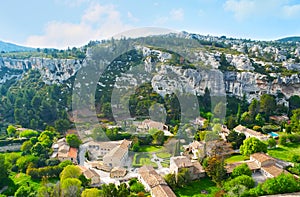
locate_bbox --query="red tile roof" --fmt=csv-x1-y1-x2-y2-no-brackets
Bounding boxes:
68,147,78,158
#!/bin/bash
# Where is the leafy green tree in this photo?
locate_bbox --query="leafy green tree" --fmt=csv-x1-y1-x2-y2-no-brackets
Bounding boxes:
66,134,82,148
289,95,300,112
262,173,298,195
224,175,255,191
19,129,39,138
290,108,300,133
248,99,260,120
226,184,247,197
81,188,102,197
226,115,237,130
117,183,130,197
0,155,9,188
177,168,191,187
226,131,246,149
241,112,253,125
164,173,177,190
7,125,16,137
255,113,265,126
102,183,118,197
16,155,38,172
61,178,82,197
14,185,36,197
151,130,165,145
205,156,226,187
21,140,33,154
240,137,267,156
231,163,252,178
130,182,145,193
267,138,276,148
60,165,81,181
30,142,48,158
55,119,70,134
260,94,276,119
279,135,287,146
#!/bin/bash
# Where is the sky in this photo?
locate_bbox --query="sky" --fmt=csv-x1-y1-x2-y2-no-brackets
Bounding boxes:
1,0,300,49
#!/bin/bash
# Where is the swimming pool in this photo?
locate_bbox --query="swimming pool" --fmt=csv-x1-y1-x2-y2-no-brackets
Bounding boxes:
268,132,279,138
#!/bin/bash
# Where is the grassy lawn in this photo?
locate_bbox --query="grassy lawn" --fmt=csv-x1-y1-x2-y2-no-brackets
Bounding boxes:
138,145,164,153
268,142,300,162
132,152,158,168
3,172,40,195
156,152,171,159
225,154,249,164
156,152,171,168
174,177,220,197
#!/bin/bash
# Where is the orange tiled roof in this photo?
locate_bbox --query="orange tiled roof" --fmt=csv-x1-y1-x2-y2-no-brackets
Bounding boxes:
68,147,78,158
251,153,274,163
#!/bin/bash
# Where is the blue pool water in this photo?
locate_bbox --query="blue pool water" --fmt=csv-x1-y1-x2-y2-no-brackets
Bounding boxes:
268,132,279,137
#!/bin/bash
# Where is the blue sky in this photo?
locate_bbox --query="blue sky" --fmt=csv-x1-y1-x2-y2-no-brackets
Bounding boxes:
1,0,300,49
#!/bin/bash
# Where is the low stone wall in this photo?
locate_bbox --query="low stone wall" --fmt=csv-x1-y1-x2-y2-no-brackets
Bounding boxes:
0,143,22,152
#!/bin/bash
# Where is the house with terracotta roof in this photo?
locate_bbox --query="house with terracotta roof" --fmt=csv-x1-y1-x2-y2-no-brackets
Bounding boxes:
86,139,131,163
54,138,78,164
170,156,205,180
138,165,176,197
226,152,290,179
78,166,101,185
102,140,131,168
138,119,168,131
250,153,275,167
110,167,127,178
234,125,269,141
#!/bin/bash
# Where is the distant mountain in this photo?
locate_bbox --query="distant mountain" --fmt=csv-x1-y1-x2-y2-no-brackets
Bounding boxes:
277,36,300,42
0,40,35,52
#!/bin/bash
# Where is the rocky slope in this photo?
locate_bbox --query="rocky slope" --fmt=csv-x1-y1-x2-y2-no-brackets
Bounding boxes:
1,33,300,105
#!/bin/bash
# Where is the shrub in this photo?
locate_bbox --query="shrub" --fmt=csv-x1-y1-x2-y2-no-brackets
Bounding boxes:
287,134,300,143
19,130,39,138
253,125,262,131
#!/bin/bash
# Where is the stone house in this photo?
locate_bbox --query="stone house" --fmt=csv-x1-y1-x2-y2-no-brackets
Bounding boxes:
138,165,176,197
170,156,205,180
78,166,101,185
102,140,131,168
234,125,269,141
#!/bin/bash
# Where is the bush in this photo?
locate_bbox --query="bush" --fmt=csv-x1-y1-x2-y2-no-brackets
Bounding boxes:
224,175,255,191
279,135,287,146
287,134,300,143
19,130,39,138
253,125,262,131
261,125,280,134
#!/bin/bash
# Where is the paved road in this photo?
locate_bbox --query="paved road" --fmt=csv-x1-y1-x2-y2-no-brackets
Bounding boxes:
78,144,87,166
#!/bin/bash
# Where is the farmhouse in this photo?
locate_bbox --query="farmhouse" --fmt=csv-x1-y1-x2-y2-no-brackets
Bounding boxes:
138,165,176,197
170,156,205,180
234,125,269,141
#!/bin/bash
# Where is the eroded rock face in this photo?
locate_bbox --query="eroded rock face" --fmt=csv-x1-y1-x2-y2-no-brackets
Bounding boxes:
1,47,300,105
0,57,83,84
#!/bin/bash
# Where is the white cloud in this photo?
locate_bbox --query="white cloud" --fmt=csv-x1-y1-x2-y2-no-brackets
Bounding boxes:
224,0,256,21
224,0,290,21
154,8,184,25
170,8,184,21
25,3,132,49
127,11,139,22
283,4,300,18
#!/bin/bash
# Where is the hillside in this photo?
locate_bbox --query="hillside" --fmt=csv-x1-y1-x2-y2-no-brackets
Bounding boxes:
0,40,35,52
1,32,300,131
277,36,300,42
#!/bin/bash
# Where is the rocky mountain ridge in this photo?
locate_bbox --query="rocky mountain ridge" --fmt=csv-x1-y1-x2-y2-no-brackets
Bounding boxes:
1,32,300,106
